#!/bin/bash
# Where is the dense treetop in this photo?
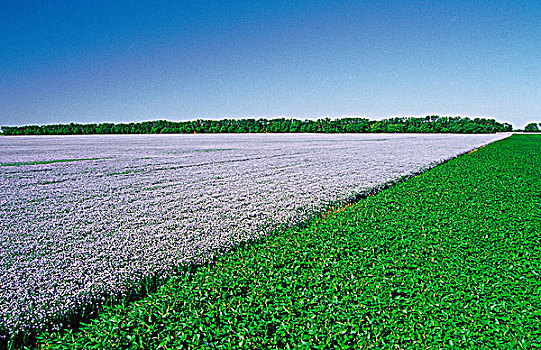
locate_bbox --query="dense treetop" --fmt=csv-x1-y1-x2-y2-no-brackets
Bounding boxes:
1,116,513,135
524,123,541,132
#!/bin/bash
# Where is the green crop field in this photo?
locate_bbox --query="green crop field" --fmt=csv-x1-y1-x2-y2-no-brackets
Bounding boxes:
34,135,541,349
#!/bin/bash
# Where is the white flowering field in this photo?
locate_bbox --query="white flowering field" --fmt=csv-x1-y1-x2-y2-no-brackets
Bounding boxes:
0,133,509,337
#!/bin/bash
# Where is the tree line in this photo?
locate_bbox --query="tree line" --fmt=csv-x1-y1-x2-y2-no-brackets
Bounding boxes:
1,116,513,136
524,123,541,132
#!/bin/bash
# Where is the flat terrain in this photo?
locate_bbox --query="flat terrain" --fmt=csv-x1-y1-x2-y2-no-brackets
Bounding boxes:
36,134,540,349
0,133,508,340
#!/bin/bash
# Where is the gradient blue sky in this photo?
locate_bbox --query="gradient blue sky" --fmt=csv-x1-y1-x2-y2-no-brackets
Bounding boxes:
1,0,539,127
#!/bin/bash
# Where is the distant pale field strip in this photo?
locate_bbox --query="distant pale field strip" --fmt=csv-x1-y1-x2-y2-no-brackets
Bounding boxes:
0,133,509,334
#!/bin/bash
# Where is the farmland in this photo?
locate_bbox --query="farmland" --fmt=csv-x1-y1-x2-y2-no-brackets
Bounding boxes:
0,133,510,345
31,133,541,349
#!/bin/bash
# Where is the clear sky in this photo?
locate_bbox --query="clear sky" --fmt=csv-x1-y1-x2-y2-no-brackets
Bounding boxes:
1,0,539,127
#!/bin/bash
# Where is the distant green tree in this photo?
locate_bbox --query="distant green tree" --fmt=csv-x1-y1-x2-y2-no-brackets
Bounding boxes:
524,123,540,132
369,121,386,133
387,124,405,133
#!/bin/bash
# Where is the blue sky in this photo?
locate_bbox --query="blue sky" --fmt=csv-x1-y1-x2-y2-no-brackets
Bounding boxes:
1,0,539,127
